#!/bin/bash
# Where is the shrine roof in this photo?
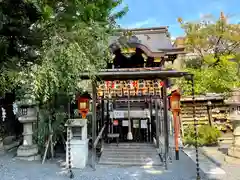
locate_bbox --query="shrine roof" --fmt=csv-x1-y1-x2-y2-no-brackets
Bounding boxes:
109,27,185,57
80,68,190,81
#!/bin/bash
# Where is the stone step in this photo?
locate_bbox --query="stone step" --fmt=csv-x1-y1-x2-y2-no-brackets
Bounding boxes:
104,143,155,148
101,152,159,158
99,143,161,166
100,154,160,160
105,143,154,147
99,159,162,166
104,142,155,146
99,156,162,166
101,151,157,156
103,147,157,152
218,138,233,144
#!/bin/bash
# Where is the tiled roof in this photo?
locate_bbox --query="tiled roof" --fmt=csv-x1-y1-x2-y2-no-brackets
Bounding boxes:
109,27,181,54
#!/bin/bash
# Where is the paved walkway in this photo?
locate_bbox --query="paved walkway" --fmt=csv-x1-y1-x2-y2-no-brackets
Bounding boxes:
0,151,206,180
183,148,226,180
200,145,240,180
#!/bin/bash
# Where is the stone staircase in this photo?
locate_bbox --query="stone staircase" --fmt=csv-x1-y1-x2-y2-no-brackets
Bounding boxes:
99,143,162,166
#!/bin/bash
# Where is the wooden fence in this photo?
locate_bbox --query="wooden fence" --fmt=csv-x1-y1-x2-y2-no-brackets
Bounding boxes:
180,94,232,136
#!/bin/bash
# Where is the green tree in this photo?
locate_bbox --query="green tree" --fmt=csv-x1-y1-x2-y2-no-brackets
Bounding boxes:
178,13,240,66
0,0,43,95
1,0,128,96
177,13,240,95
14,0,128,154
32,0,127,28
26,0,128,103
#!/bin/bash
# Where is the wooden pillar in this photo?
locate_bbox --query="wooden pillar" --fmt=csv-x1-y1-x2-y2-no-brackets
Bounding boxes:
207,101,213,126
155,98,160,149
106,99,110,137
91,81,97,169
127,90,133,140
101,99,104,131
150,96,153,143
163,79,169,169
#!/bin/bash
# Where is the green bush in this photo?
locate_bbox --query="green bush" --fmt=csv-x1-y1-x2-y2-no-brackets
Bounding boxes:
183,125,221,147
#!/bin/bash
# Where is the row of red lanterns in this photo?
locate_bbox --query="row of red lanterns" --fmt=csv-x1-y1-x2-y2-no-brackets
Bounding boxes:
104,80,165,88
77,88,181,119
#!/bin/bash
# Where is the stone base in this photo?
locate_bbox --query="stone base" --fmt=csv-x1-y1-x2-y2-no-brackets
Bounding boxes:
66,139,88,169
0,140,4,155
227,146,240,159
225,155,240,164
3,136,16,145
225,146,240,164
2,136,20,152
4,141,20,152
16,154,41,161
16,144,40,161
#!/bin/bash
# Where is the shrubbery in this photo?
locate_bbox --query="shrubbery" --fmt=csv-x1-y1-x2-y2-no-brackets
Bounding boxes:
183,125,221,146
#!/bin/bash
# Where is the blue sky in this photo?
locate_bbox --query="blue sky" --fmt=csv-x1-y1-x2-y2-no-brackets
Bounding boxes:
115,0,240,38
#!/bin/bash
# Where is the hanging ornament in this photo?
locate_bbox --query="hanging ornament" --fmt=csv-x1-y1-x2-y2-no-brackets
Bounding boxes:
160,81,164,87
105,81,110,89
111,81,115,89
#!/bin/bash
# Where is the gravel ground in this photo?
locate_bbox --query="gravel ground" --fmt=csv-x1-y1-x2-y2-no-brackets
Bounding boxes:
0,151,206,180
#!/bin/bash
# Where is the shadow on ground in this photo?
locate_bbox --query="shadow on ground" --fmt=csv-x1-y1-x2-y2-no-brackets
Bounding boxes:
0,151,206,180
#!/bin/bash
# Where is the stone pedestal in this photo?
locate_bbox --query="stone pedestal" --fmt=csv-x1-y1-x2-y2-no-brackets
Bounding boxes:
224,88,240,164
16,102,40,161
3,136,20,152
65,118,89,169
0,138,4,154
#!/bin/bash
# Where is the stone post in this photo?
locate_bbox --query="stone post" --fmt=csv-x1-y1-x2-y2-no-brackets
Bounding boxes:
65,118,89,168
16,99,40,161
224,88,240,164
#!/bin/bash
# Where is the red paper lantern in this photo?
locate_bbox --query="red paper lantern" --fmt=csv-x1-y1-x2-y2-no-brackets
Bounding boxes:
132,80,138,88
160,81,164,87
106,81,110,89
111,81,115,89
169,90,181,112
169,89,181,160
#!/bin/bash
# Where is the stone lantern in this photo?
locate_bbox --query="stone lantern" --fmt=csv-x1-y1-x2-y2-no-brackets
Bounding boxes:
16,96,40,161
224,88,240,163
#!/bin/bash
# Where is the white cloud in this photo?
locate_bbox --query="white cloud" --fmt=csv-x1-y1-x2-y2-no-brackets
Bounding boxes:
122,18,158,29
171,36,176,41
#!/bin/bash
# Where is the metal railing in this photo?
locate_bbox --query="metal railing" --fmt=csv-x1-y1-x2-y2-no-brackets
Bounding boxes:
93,123,106,148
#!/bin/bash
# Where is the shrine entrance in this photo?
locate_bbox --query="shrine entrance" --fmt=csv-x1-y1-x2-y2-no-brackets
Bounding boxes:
96,79,165,144
79,69,194,167
65,27,201,180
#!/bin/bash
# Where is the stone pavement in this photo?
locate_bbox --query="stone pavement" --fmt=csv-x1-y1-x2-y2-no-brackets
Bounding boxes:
200,145,240,180
183,148,226,180
0,151,206,180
